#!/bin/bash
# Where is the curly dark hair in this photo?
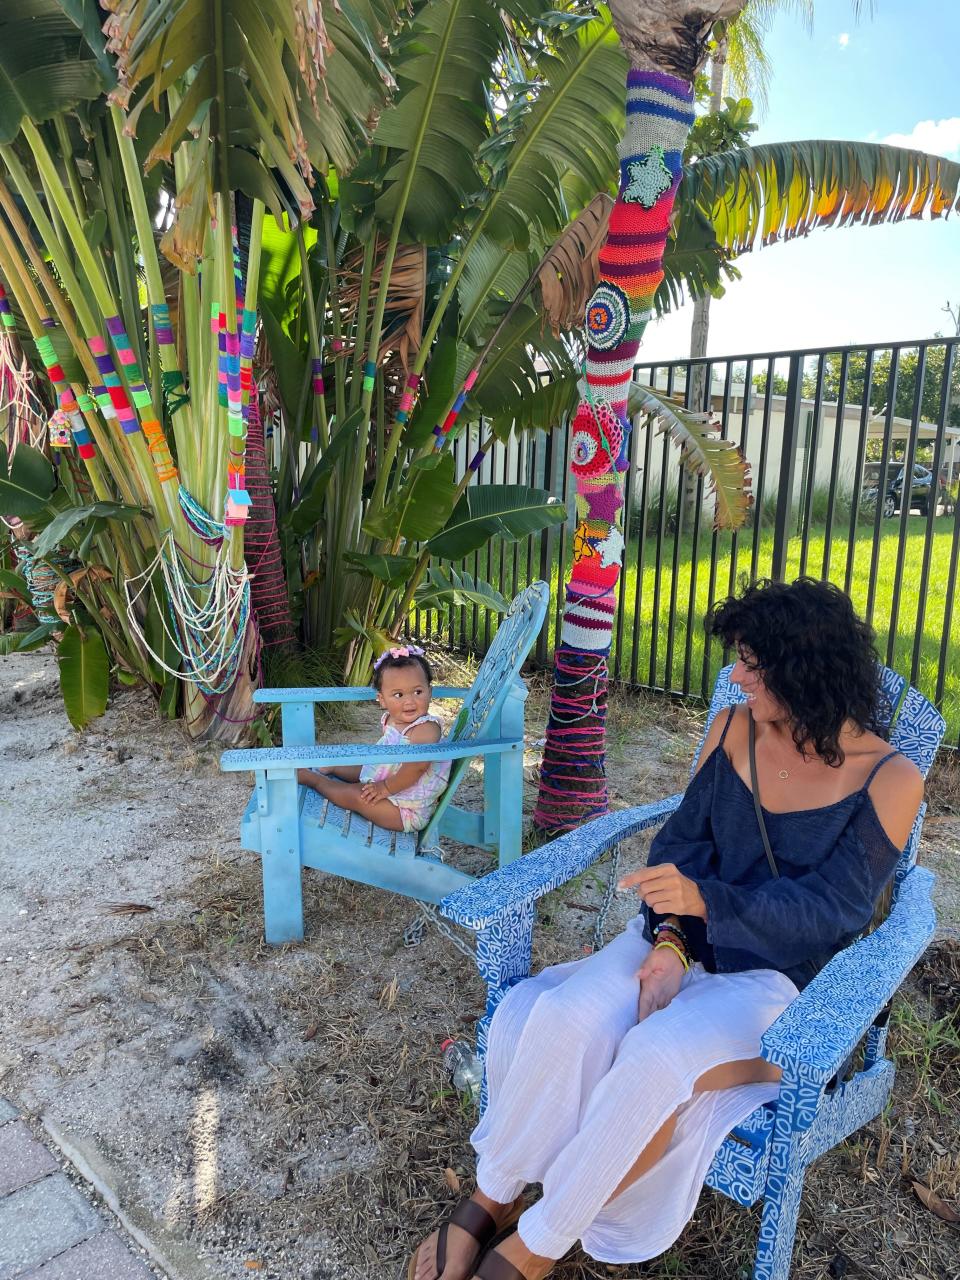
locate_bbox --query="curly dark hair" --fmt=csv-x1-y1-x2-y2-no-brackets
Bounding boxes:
371,651,433,692
706,577,888,766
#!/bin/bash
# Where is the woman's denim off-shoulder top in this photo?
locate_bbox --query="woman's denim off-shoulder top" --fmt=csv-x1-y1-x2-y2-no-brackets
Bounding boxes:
643,707,903,989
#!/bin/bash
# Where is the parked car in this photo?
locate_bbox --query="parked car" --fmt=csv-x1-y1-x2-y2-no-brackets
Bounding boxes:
862,464,936,517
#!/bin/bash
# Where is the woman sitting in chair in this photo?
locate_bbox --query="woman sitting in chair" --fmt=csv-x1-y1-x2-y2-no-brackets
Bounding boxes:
409,577,923,1280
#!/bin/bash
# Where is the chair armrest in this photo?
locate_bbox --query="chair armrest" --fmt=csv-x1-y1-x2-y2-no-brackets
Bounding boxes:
220,738,522,773
760,866,937,1085
253,686,376,704
440,795,683,930
253,684,470,705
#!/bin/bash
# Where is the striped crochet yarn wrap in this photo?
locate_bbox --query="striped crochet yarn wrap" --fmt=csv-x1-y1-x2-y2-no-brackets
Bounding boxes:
535,70,694,833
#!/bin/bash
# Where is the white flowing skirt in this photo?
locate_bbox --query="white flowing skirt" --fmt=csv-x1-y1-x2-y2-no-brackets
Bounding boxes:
470,914,798,1263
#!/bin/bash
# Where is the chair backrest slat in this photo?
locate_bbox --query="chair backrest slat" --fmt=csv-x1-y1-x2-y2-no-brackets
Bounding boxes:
418,582,550,844
446,582,550,745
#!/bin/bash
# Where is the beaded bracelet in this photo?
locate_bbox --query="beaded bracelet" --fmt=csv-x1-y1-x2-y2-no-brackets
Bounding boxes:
653,920,688,948
654,939,689,972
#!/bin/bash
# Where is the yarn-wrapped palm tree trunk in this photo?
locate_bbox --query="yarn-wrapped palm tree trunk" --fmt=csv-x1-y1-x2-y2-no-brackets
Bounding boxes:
534,0,745,832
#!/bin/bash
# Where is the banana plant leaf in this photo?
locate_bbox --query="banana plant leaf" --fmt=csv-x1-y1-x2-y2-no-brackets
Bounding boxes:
57,621,109,730
479,16,626,250
427,484,566,560
31,501,146,559
362,452,458,543
260,299,309,437
288,408,367,539
404,332,460,449
0,567,29,602
0,621,60,655
0,0,114,142
366,0,502,242
0,442,55,517
414,566,508,613
343,552,418,587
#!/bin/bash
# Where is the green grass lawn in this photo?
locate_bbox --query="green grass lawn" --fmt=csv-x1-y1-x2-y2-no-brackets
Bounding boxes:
445,515,960,743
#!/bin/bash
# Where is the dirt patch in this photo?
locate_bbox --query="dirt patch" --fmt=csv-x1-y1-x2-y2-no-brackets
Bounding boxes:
1,652,958,1280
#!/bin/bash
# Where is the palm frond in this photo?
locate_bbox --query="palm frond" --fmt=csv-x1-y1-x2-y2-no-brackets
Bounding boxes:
537,192,614,336
628,382,752,531
104,0,390,224
684,140,960,253
339,237,427,366
481,17,626,249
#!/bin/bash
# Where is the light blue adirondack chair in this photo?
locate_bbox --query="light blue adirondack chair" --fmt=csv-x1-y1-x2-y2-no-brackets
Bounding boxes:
220,582,549,943
439,663,945,1280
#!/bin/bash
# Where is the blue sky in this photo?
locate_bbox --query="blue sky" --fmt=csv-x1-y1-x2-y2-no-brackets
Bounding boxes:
640,0,960,363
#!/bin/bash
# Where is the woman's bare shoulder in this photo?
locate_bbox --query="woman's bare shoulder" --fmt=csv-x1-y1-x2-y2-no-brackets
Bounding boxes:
693,703,746,774
863,748,923,850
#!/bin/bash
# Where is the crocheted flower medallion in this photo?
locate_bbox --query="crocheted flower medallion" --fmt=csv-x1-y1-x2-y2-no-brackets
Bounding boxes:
623,147,673,209
585,281,630,351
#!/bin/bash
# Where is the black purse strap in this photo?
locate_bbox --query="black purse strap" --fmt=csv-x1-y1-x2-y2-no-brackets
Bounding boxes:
748,710,781,880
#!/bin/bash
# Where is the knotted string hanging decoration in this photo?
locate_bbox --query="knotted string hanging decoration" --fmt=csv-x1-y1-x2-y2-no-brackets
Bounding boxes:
123,488,253,696
14,540,73,626
536,69,695,832
0,288,46,452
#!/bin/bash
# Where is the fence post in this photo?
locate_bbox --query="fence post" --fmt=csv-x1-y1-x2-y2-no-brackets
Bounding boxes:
536,428,557,664
771,352,804,581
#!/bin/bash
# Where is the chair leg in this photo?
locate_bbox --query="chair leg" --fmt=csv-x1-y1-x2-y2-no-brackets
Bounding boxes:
474,900,535,1112
485,683,526,866
754,1148,807,1280
260,774,305,944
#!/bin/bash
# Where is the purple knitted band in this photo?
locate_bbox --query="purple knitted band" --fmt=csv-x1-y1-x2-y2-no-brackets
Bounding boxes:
625,68,694,99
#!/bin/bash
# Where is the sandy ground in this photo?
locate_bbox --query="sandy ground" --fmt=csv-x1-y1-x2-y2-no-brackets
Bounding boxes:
1,650,959,1280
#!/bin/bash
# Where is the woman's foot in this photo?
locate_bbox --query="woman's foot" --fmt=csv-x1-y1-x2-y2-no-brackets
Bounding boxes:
411,1191,522,1280
473,1230,555,1280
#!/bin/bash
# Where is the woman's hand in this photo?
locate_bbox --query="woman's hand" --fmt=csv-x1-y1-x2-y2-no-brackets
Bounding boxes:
361,779,391,803
636,945,685,1022
618,863,707,919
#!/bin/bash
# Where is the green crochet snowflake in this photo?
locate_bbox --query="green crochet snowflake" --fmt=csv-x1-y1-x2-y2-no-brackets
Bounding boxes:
623,147,672,208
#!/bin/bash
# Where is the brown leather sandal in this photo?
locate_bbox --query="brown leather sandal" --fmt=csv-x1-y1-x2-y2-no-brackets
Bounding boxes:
473,1242,532,1280
406,1196,524,1280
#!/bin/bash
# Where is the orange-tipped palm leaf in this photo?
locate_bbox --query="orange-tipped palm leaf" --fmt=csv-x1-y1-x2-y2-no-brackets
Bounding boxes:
685,140,960,253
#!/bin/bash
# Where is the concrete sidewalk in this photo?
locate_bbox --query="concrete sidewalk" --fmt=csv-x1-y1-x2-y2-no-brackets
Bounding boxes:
0,1099,164,1280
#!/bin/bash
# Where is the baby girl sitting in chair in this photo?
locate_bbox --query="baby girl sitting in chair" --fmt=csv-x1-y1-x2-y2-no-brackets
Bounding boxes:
297,645,449,834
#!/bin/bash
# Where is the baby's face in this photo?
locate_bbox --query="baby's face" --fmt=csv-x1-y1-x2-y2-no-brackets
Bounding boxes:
377,665,431,725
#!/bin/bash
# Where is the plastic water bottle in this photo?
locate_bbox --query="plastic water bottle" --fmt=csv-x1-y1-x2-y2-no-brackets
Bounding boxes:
441,1038,483,1103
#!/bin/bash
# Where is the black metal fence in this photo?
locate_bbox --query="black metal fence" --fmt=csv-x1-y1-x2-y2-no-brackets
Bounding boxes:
413,336,960,745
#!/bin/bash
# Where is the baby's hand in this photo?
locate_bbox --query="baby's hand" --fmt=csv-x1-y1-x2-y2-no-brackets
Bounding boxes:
361,780,391,803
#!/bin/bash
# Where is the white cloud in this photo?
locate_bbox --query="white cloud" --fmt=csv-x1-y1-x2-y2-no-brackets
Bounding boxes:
881,118,960,159
838,32,850,48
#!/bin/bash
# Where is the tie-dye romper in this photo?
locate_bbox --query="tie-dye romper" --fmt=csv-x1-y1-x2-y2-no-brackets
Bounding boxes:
359,713,450,833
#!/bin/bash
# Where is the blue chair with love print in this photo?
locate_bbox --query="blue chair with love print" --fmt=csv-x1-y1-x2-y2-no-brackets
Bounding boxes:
438,663,943,1280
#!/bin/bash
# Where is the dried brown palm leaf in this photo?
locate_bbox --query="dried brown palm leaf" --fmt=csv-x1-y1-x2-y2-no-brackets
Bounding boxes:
339,237,426,368
537,193,614,337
